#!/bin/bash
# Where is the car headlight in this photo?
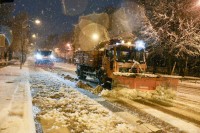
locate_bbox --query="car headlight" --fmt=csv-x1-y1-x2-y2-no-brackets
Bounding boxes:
50,55,55,59
35,54,42,59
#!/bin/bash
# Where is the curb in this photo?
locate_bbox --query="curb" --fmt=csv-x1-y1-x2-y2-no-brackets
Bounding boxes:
24,80,36,133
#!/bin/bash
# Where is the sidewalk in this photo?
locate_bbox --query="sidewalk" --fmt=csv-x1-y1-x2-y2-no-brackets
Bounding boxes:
0,64,35,133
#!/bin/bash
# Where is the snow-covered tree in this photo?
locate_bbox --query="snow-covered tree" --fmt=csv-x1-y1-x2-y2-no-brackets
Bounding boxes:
10,12,31,66
136,0,200,75
11,12,30,53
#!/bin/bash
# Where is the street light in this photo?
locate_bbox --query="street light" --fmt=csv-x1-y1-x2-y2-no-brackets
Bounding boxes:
34,19,41,25
127,41,132,46
32,34,37,39
27,19,41,25
66,43,71,47
91,33,99,41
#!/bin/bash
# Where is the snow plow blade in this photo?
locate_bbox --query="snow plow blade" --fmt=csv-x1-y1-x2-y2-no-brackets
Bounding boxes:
112,73,179,90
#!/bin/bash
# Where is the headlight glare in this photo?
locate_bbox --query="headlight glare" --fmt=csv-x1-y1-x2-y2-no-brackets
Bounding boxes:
50,55,55,59
35,54,42,59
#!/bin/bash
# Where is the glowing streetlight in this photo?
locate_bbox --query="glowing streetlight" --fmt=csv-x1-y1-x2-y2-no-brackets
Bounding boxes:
92,33,99,41
32,34,36,38
35,19,41,25
65,43,72,51
66,43,71,47
127,41,132,46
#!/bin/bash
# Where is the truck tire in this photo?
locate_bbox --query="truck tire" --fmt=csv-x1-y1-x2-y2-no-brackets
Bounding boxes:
97,67,112,89
104,78,112,89
79,74,86,80
99,76,112,89
77,66,86,80
97,68,109,87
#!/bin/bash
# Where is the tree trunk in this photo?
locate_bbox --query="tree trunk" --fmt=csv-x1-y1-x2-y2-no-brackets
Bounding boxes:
167,56,172,75
20,31,24,69
179,59,185,77
152,58,157,74
171,62,176,75
184,57,188,76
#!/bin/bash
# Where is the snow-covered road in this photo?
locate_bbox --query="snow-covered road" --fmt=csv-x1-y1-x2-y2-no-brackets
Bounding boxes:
29,62,166,133
49,62,200,133
30,70,137,133
1,60,200,133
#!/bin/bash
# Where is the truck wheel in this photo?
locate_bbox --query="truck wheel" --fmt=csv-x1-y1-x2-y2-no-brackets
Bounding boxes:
99,76,112,89
104,78,112,89
97,68,108,87
77,66,86,80
79,75,86,80
98,75,106,85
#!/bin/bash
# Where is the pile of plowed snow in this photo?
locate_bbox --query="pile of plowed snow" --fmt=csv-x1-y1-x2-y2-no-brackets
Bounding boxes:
76,81,103,94
100,86,176,101
75,80,175,101
33,86,135,133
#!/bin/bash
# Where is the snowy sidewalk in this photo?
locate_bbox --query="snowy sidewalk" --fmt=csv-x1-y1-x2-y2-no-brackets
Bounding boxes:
0,65,35,133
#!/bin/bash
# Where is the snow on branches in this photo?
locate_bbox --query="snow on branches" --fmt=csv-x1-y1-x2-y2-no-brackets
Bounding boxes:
137,0,200,59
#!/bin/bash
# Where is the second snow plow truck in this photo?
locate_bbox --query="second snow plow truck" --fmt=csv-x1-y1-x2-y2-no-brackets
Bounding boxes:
74,39,179,90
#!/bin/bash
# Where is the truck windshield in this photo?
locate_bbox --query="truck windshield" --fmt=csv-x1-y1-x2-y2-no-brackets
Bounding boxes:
39,51,52,56
116,46,145,63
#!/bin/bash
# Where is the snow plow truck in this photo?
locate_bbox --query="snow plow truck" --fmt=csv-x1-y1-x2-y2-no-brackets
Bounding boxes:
74,39,179,90
34,49,55,68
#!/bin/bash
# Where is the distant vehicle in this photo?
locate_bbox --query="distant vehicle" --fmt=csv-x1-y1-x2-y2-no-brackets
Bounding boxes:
34,50,55,68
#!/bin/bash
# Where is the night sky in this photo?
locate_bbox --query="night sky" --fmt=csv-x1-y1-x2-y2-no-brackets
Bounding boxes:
13,0,124,42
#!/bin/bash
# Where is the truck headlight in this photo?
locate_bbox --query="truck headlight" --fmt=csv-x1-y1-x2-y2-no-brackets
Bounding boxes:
35,54,42,60
50,55,55,59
